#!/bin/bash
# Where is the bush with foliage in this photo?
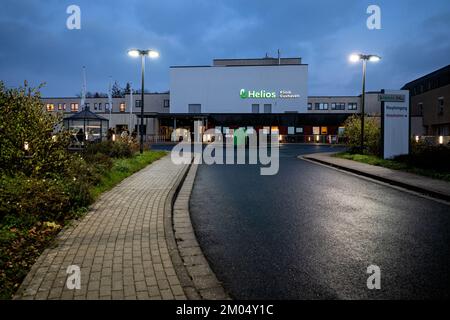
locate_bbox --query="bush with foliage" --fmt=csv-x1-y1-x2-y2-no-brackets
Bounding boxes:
343,115,381,155
396,142,450,172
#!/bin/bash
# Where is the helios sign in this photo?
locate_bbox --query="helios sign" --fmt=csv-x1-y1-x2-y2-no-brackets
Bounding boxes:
380,89,410,159
240,89,300,99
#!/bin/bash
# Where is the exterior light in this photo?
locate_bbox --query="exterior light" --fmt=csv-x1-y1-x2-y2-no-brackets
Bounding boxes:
52,135,57,141
439,136,444,144
349,53,361,63
128,48,160,153
148,50,159,59
24,141,29,151
128,49,140,58
369,55,381,62
316,135,320,142
348,52,381,153
279,135,283,142
415,135,420,143
112,134,116,142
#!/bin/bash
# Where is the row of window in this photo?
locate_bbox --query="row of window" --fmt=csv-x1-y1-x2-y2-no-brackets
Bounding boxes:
307,102,358,111
416,97,446,116
252,104,272,113
46,99,170,112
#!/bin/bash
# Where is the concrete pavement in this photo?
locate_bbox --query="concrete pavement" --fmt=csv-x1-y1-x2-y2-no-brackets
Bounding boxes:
301,152,450,202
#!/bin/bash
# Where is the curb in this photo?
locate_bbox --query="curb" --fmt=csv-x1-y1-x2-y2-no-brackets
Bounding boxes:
171,164,230,300
301,154,450,202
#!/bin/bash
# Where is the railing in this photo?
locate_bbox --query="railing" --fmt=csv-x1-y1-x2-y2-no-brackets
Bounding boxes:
146,135,169,143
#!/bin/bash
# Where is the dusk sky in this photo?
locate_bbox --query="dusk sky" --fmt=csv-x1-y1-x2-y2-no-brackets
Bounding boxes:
0,0,449,97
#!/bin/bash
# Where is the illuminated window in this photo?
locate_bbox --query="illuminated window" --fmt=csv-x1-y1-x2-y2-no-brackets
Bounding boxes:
71,103,79,112
321,127,328,135
46,103,55,111
120,103,126,112
57,103,64,110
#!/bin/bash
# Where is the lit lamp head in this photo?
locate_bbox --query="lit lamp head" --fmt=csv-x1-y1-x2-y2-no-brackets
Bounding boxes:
148,50,159,59
368,55,381,62
127,49,140,58
127,49,159,59
24,141,29,151
349,53,361,63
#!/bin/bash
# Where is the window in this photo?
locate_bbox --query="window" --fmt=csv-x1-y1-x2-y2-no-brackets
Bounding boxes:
288,127,295,135
163,99,169,108
438,97,444,115
98,103,102,110
57,103,64,111
105,102,110,110
252,104,259,113
331,103,345,110
418,103,423,116
315,103,328,110
46,103,55,111
135,100,142,108
120,103,126,112
348,103,358,110
94,103,98,110
264,104,272,113
85,103,90,109
70,103,79,112
188,104,201,113
307,103,312,110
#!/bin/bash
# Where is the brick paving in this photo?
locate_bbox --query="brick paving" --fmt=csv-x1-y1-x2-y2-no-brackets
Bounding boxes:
14,155,190,300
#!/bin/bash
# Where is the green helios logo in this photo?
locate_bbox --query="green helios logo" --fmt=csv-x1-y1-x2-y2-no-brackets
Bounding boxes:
240,89,276,99
240,89,248,99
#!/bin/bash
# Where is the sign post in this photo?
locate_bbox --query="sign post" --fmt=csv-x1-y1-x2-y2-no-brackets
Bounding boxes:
380,89,410,159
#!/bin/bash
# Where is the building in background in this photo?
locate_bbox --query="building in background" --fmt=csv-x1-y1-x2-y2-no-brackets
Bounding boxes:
402,64,450,136
43,56,445,143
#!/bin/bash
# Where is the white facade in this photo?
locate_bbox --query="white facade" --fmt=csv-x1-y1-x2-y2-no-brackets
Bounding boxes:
170,64,308,114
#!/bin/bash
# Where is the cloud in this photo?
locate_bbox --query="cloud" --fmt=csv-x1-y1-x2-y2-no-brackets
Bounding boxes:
0,0,448,97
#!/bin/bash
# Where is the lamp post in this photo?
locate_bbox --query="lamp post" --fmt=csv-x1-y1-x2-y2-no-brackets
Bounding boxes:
349,53,381,153
128,49,159,153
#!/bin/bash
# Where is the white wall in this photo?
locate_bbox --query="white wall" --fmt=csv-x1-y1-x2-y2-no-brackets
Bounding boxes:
170,65,308,114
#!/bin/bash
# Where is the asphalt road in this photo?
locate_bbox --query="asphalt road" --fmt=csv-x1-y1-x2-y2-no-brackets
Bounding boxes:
189,144,450,299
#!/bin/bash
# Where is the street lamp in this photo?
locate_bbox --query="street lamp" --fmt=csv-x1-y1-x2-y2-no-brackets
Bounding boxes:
349,53,381,153
128,48,159,153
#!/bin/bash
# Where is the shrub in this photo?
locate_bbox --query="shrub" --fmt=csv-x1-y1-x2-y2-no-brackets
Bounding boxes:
343,115,381,155
396,143,450,171
0,175,71,224
84,138,138,159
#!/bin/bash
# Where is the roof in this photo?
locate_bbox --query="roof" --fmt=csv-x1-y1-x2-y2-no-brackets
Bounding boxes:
402,64,450,89
64,107,108,121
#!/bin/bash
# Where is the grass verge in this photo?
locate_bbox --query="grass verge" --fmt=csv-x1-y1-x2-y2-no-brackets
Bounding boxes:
0,150,166,299
334,152,450,182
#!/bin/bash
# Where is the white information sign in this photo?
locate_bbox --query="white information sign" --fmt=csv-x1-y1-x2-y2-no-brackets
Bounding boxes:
382,90,410,159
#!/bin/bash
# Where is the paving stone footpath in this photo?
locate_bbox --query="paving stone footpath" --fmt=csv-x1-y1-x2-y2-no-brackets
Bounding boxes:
14,155,194,300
